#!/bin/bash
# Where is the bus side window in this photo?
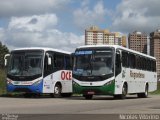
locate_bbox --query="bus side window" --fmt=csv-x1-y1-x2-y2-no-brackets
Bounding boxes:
136,56,140,69
129,53,135,69
153,60,156,72
146,59,150,71
122,51,128,68
54,53,64,70
64,55,72,70
116,51,121,76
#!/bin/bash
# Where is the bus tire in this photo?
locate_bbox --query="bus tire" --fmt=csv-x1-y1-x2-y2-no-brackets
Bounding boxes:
53,84,62,98
83,95,93,100
116,83,127,99
61,93,72,97
137,84,148,98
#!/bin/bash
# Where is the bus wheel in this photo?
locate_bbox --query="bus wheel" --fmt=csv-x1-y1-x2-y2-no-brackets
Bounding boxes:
117,83,127,99
137,84,148,98
83,95,93,100
54,84,62,98
61,93,72,97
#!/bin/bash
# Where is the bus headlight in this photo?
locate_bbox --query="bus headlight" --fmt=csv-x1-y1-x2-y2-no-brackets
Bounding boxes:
105,80,114,86
33,80,42,85
7,79,12,84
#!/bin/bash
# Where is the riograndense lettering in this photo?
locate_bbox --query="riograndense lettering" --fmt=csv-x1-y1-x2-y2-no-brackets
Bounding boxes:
130,70,145,79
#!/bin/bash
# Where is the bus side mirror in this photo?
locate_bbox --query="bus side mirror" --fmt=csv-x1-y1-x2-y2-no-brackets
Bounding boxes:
4,54,10,66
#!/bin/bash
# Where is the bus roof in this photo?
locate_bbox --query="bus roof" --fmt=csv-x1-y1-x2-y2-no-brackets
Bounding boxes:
12,47,71,54
76,45,156,60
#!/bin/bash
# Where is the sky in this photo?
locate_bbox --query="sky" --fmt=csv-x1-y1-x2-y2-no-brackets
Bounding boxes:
0,0,160,52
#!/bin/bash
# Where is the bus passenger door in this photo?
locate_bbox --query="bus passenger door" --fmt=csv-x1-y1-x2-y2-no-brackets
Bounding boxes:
43,52,54,93
115,50,123,95
115,50,122,76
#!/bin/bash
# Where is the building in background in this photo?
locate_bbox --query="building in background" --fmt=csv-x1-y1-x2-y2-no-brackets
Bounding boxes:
150,29,160,80
122,36,127,47
103,30,115,45
85,26,126,47
128,31,148,54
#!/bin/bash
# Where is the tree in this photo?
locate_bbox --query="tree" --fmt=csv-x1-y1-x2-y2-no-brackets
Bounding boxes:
0,42,9,68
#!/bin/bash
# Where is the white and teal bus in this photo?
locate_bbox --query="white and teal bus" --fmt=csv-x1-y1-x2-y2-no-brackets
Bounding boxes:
73,45,157,99
4,47,72,97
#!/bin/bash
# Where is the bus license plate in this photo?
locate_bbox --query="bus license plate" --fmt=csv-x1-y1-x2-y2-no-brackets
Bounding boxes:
87,91,95,95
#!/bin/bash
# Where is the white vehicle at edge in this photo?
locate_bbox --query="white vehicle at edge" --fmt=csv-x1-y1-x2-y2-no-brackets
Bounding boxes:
73,45,157,99
4,47,72,97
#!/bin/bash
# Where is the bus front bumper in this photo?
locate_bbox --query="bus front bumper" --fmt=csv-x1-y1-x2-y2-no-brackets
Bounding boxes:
7,80,43,93
73,81,115,95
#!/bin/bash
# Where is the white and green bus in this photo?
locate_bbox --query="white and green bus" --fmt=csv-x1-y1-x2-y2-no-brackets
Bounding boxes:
73,45,157,99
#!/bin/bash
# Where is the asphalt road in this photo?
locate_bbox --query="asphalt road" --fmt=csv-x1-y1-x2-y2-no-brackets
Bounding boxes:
0,95,160,120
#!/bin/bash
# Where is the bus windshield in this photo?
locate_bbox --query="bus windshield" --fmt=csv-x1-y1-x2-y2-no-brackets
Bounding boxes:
7,50,44,79
73,48,114,77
